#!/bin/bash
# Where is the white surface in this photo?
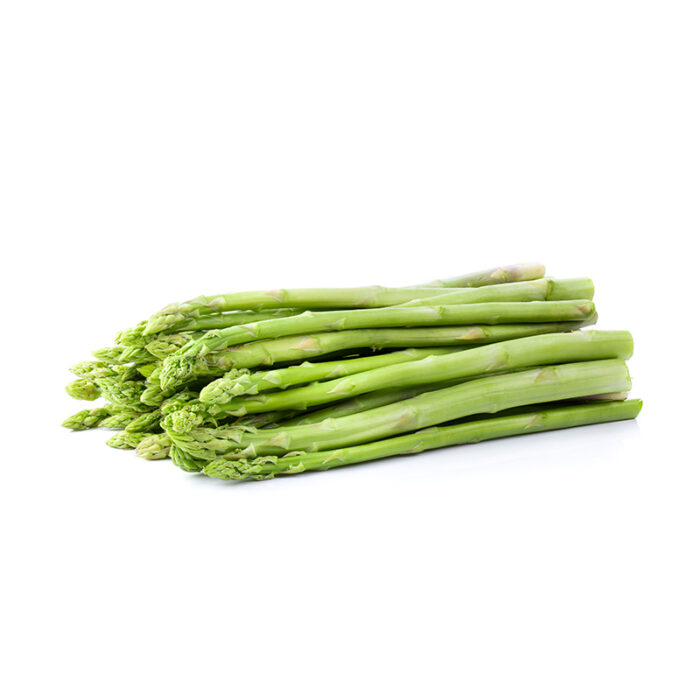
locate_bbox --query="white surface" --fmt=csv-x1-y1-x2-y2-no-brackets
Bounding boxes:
2,2,698,698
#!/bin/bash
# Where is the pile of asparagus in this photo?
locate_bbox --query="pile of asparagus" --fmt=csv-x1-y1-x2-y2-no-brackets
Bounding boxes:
63,264,641,481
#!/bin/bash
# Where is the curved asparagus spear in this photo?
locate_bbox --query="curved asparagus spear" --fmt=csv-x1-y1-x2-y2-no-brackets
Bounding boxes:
187,320,596,374
199,347,457,403
203,398,642,480
166,359,631,460
423,263,545,288
200,331,633,417
161,301,595,388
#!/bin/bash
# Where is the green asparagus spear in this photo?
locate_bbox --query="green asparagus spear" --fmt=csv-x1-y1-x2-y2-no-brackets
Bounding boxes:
70,360,111,377
97,377,149,410
118,309,306,347
422,263,545,288
65,377,101,401
203,399,642,480
92,346,127,363
125,410,162,433
170,445,207,473
199,331,633,417
276,386,452,426
166,359,631,460
99,408,147,429
398,278,593,307
199,347,457,403
135,433,172,460
62,406,113,430
548,278,595,301
107,431,155,450
161,301,595,389
187,320,596,374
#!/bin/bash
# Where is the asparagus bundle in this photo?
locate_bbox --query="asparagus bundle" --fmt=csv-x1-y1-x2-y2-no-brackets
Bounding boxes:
187,331,632,420
165,359,633,460
62,263,641,480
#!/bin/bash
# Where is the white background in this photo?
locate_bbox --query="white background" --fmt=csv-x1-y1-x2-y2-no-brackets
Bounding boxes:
1,1,698,698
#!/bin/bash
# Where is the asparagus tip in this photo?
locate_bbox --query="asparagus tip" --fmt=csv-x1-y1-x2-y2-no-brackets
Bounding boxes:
65,378,101,401
135,433,172,460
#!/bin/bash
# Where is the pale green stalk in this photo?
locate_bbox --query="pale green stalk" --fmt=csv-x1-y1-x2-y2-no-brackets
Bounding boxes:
199,347,456,404
423,263,545,288
398,278,593,307
277,384,458,426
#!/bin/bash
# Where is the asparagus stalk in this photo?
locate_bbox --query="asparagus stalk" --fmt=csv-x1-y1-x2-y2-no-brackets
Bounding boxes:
396,278,593,307
199,331,633,417
166,359,631,460
203,398,643,480
117,309,306,347
170,378,463,433
161,301,595,388
190,320,596,373
422,263,545,288
199,347,457,403
143,263,546,335
274,384,459,426
548,278,595,301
